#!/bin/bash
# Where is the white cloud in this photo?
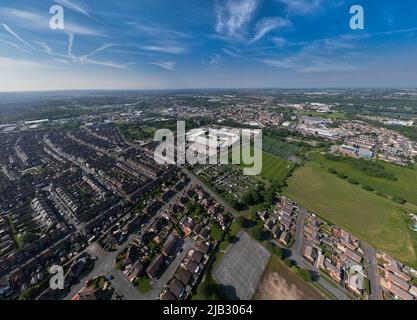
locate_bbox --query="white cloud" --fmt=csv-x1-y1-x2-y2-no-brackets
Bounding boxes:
250,17,291,43
35,41,53,54
150,61,176,71
0,39,30,53
81,43,115,59
259,55,356,73
54,0,92,18
0,8,102,36
54,58,69,64
277,0,323,15
82,58,133,70
140,45,186,54
202,54,222,69
215,0,258,39
299,61,356,73
0,57,43,68
1,23,34,49
272,37,286,47
260,58,296,69
67,33,75,60
126,21,189,40
222,48,240,57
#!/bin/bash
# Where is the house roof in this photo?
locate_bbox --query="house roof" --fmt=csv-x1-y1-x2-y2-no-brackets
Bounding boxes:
169,279,186,299
177,269,193,285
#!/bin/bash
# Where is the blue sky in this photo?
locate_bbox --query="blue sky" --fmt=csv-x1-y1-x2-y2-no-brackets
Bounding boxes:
1,0,417,91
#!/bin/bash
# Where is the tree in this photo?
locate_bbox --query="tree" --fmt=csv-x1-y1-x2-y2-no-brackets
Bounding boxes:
236,216,246,228
210,224,224,242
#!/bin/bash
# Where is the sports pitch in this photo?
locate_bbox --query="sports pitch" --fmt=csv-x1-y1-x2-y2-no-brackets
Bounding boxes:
212,231,270,300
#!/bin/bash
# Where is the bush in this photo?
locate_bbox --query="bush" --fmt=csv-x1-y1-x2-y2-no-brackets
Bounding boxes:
210,224,224,242
392,196,406,204
297,268,313,282
328,168,338,174
266,243,284,260
135,277,151,294
362,185,375,192
337,173,348,179
284,258,295,268
347,178,359,185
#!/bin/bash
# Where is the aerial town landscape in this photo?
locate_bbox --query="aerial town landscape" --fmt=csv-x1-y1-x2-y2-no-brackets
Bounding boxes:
1,0,417,307
1,89,417,301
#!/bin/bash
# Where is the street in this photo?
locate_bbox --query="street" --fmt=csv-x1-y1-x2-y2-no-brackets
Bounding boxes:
63,181,192,300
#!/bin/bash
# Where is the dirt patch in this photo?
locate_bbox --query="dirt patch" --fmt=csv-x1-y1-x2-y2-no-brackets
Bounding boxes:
253,256,325,300
255,272,310,300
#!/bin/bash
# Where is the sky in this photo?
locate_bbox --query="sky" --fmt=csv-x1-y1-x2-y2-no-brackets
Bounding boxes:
1,0,417,91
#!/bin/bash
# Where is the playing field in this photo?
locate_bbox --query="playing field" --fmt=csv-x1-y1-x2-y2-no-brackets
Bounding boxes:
261,151,293,183
262,136,300,160
309,152,417,206
213,232,270,300
284,162,417,267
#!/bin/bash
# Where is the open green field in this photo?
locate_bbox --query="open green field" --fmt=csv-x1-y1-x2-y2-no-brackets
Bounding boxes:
262,136,300,159
260,151,293,183
284,162,417,267
236,144,293,184
309,152,417,206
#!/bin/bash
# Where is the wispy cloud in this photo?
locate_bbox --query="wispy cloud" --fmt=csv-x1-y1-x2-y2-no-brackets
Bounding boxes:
67,33,76,60
140,45,186,54
81,43,115,59
222,47,240,58
0,56,43,68
83,58,133,70
276,0,324,15
299,60,356,73
54,58,69,64
150,61,176,71
0,7,102,36
250,17,291,43
0,39,30,53
272,37,286,47
202,54,223,70
126,21,189,40
125,21,188,55
214,0,258,40
34,41,53,54
260,58,296,69
259,57,355,73
53,0,92,18
1,23,34,49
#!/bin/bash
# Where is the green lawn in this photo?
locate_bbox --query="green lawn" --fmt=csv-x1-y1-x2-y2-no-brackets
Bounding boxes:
309,151,417,206
262,136,300,159
236,145,293,184
284,162,417,267
260,151,294,183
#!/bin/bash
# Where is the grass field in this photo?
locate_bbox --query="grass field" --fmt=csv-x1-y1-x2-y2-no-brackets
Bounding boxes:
262,136,300,160
260,151,294,183
284,162,417,267
309,152,417,206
